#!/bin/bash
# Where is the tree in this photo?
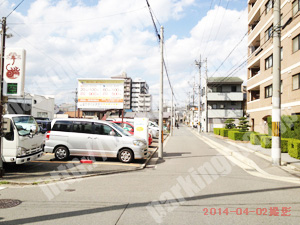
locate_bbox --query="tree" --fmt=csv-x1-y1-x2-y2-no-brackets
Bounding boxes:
237,117,250,132
224,118,235,129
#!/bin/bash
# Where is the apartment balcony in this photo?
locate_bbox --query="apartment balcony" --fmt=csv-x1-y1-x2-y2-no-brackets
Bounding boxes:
207,92,243,101
138,102,151,107
208,109,243,118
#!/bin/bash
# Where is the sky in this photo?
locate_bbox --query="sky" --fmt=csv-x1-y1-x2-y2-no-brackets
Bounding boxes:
1,0,248,110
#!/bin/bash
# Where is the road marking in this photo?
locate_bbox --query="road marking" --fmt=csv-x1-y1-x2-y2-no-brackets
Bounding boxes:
0,187,6,191
191,130,300,184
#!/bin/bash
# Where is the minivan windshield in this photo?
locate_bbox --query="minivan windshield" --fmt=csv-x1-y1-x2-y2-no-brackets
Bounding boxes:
13,116,37,136
109,122,131,136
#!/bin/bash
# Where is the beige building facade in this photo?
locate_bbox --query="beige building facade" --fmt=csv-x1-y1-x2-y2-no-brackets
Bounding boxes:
247,0,300,133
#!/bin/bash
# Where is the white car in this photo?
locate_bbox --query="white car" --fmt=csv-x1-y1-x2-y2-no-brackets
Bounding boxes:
148,121,159,139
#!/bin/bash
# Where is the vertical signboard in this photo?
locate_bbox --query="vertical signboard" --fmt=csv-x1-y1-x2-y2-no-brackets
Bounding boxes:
134,118,149,146
77,79,124,110
3,49,26,97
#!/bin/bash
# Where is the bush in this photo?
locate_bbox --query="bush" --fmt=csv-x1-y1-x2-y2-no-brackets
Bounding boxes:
250,133,268,145
213,128,221,135
288,139,300,159
281,138,289,153
261,136,272,148
228,131,253,141
220,128,230,137
261,137,291,153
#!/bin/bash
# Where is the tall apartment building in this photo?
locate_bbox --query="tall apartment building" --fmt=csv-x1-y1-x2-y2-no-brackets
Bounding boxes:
201,77,244,132
131,78,150,112
112,74,151,112
247,0,300,133
138,94,152,112
111,72,132,110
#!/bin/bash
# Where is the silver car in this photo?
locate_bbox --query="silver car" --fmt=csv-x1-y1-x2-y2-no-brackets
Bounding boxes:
44,118,148,163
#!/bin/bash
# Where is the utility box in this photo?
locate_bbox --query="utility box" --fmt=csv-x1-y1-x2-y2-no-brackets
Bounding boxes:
134,118,149,146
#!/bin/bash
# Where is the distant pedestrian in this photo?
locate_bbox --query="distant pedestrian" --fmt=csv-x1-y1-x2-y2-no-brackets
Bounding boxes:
176,122,179,129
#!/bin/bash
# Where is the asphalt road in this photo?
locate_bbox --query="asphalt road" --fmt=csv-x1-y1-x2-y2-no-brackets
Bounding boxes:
0,126,300,224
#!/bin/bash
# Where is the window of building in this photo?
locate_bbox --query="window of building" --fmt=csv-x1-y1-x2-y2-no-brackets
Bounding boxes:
293,0,300,16
265,54,273,70
265,25,273,41
212,104,217,109
231,101,236,105
231,86,237,92
293,74,300,90
265,85,272,98
220,104,225,109
292,34,300,53
37,112,48,117
265,0,273,14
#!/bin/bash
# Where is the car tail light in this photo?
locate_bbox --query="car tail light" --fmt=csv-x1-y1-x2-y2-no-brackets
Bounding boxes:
46,131,50,140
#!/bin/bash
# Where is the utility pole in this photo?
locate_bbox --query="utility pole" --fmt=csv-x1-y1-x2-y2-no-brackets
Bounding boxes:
171,95,173,136
195,55,202,133
158,26,164,159
74,88,78,118
0,17,6,177
272,0,281,166
205,58,208,132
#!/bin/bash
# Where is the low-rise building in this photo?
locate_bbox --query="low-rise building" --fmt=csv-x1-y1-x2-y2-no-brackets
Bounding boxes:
202,77,244,132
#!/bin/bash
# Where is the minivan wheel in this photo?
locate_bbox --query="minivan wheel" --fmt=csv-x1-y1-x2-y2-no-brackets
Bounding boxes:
54,146,69,161
118,149,133,163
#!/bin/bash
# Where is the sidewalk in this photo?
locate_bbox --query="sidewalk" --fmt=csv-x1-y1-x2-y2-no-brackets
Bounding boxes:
148,126,300,180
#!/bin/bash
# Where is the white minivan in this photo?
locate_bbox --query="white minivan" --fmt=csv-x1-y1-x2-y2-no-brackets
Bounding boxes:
2,114,44,164
44,118,148,163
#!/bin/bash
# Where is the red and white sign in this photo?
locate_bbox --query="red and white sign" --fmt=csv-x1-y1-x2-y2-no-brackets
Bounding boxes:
77,79,124,110
3,48,26,96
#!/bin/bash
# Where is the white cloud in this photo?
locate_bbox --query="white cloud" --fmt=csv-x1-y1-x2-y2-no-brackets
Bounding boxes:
2,0,247,109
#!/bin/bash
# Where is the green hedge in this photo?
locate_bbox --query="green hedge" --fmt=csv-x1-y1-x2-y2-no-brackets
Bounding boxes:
213,128,221,135
220,128,230,137
288,139,300,159
260,137,290,153
250,133,268,145
228,131,253,141
261,136,272,148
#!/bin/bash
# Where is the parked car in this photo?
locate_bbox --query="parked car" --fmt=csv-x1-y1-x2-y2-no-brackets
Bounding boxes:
149,121,159,138
112,121,152,145
44,119,148,163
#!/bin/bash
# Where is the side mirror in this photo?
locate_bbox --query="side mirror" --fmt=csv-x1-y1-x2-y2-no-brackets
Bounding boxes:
30,125,37,134
109,130,116,136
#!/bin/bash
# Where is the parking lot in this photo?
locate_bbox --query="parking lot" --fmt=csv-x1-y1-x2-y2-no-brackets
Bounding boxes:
1,140,160,185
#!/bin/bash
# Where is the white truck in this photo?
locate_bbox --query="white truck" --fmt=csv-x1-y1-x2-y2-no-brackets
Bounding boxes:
1,114,44,164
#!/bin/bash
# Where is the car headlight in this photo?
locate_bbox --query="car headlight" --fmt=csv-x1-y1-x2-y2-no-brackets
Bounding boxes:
17,147,27,156
133,140,144,146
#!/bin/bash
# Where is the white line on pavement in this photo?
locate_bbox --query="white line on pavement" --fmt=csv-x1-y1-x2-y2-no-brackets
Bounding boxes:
0,187,6,191
191,130,300,184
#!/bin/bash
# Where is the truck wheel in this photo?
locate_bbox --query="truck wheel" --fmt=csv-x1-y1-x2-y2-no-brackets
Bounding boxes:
118,149,133,163
54,146,69,161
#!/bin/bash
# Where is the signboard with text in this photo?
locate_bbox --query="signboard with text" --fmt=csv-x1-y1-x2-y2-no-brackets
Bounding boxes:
3,49,26,96
77,79,124,110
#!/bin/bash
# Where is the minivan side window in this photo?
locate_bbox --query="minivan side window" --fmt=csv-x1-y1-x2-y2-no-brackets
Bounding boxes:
73,122,93,134
52,121,72,132
94,123,119,136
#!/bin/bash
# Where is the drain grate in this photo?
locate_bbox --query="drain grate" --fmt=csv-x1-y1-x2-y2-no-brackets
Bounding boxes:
0,199,22,209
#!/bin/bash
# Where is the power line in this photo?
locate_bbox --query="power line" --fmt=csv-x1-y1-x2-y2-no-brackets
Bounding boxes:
6,0,24,18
